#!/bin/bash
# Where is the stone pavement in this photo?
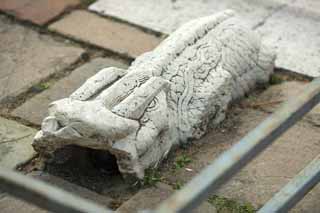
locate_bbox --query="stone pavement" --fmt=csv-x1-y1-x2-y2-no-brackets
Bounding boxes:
49,10,162,58
158,80,320,212
12,57,128,125
0,171,114,213
117,182,217,213
0,0,80,25
0,1,319,212
0,117,36,169
90,0,320,77
0,15,84,103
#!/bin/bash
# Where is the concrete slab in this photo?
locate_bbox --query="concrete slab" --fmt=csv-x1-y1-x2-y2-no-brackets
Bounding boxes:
89,0,283,34
0,0,80,25
12,57,128,125
49,10,162,58
0,117,37,169
159,83,320,212
0,15,84,103
285,0,320,16
89,0,320,77
243,81,320,123
117,182,216,213
256,5,320,77
0,171,114,213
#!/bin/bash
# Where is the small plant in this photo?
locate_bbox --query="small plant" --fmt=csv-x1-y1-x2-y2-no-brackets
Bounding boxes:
174,154,192,170
81,0,97,6
208,195,256,213
32,82,50,92
142,169,163,186
173,181,183,190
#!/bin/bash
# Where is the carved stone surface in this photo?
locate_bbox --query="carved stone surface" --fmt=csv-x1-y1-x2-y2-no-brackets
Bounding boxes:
33,11,275,179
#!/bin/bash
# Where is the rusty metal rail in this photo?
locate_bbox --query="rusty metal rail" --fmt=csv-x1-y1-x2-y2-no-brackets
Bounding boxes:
0,78,319,213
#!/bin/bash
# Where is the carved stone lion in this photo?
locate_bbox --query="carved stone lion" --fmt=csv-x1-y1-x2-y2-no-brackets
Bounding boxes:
33,10,275,179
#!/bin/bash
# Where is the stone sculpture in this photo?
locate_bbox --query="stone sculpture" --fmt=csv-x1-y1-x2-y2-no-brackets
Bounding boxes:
33,10,275,179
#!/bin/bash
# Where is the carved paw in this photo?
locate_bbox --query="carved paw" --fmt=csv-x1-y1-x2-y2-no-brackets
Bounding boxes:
33,69,172,178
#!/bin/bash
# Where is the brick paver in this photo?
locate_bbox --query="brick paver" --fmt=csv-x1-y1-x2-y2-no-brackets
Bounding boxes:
0,15,84,103
0,117,37,169
12,57,128,125
49,10,162,58
0,0,80,25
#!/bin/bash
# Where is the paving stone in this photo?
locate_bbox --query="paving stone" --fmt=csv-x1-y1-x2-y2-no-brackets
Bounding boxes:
117,182,216,213
245,81,320,126
284,0,320,16
0,0,29,12
0,15,84,103
12,57,128,125
160,88,320,212
0,171,114,213
89,0,320,77
89,0,284,34
256,5,320,77
0,117,37,169
0,0,80,25
49,10,162,58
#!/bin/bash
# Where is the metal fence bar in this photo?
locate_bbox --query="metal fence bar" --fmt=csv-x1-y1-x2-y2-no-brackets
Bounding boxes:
154,77,320,213
258,154,320,213
0,167,113,213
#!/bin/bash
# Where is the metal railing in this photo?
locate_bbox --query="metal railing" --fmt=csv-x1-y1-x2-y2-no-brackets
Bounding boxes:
1,77,320,213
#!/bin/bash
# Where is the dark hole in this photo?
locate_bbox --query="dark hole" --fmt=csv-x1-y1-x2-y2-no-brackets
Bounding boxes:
44,145,122,193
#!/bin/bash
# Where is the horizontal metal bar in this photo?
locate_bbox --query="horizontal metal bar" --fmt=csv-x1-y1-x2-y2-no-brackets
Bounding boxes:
0,167,113,213
154,77,320,213
258,154,320,213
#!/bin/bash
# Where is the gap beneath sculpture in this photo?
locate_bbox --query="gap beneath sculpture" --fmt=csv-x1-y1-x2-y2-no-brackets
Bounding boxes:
43,145,138,200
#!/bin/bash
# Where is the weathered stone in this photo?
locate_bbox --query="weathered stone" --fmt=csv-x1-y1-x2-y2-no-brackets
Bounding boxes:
256,5,320,77
12,58,128,125
0,0,80,25
34,11,275,179
245,81,320,126
0,196,47,213
160,95,320,212
284,0,320,16
117,182,216,213
0,0,29,11
49,10,162,58
0,171,114,213
0,117,36,169
30,171,115,207
89,0,283,34
0,15,84,103
89,0,320,77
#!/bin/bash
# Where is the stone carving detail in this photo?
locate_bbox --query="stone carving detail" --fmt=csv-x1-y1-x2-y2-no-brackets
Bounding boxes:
33,10,275,179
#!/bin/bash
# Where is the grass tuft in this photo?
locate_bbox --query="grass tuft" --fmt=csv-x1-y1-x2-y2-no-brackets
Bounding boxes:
81,0,97,6
141,169,163,186
174,155,192,170
208,195,256,213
